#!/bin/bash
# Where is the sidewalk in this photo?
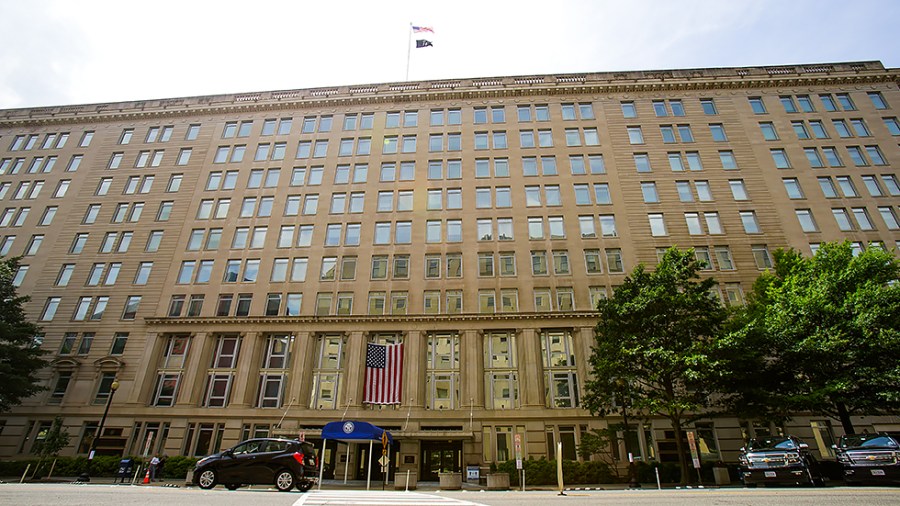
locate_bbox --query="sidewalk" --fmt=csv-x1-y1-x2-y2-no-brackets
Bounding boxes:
4,476,736,491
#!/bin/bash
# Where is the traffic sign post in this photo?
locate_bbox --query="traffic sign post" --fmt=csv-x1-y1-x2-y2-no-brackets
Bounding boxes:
381,432,389,490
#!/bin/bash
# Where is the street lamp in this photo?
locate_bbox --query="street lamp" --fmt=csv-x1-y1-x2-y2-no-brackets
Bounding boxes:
77,377,119,482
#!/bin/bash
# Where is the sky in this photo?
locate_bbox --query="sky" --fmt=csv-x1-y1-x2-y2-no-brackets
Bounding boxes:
0,0,898,109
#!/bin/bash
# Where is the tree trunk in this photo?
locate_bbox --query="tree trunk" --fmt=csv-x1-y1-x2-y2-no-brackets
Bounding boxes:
836,402,855,435
671,421,691,485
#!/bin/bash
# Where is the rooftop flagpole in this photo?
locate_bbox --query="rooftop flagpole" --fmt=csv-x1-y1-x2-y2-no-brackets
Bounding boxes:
405,23,412,81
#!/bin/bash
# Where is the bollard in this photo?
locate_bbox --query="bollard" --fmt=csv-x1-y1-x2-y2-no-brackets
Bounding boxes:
405,469,410,492
655,467,661,490
557,441,565,496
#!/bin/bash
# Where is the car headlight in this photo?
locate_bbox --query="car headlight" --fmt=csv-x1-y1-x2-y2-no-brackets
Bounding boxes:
836,453,850,463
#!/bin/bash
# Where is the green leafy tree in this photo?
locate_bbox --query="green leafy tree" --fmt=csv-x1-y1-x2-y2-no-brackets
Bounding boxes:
0,256,47,412
576,426,622,479
32,415,71,477
584,247,728,483
727,242,900,434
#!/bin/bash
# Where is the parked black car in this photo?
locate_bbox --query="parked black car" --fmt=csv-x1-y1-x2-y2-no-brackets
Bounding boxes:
193,438,319,492
835,432,900,485
739,435,825,487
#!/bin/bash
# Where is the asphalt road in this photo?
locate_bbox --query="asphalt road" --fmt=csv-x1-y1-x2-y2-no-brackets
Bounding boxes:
2,483,900,506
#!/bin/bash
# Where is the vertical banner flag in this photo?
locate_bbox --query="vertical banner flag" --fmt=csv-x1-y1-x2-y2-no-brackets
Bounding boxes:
364,342,403,404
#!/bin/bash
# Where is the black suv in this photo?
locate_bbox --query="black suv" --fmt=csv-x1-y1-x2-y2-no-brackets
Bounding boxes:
739,435,824,487
193,438,318,492
835,432,900,485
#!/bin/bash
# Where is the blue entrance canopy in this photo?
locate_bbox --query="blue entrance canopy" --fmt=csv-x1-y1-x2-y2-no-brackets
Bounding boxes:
321,420,393,444
318,420,394,490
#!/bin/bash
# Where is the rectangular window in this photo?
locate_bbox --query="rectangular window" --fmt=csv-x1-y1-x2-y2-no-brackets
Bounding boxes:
709,124,727,141
749,97,767,114
627,126,644,144
771,149,791,168
796,209,818,232
868,92,888,110
648,214,667,236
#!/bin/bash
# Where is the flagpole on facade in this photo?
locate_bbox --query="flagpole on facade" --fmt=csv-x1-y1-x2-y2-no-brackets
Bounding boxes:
405,23,412,81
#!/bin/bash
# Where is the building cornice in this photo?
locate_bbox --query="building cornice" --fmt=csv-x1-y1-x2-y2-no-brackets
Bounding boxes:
2,61,897,127
144,311,600,330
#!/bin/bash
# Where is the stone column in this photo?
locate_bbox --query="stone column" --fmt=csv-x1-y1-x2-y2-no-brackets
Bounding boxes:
576,326,595,396
404,330,424,408
229,331,260,407
287,331,314,410
461,329,484,409
177,332,209,406
344,331,365,409
518,328,544,407
127,332,161,405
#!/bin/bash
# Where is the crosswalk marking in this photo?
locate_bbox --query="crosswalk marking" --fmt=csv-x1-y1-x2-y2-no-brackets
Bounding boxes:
293,490,488,506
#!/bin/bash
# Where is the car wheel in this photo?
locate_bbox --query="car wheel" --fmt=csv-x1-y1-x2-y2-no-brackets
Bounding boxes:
197,469,218,490
225,483,241,491
275,469,295,492
296,481,313,492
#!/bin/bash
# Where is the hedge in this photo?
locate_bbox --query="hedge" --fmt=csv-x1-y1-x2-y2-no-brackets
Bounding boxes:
495,458,616,485
0,455,199,480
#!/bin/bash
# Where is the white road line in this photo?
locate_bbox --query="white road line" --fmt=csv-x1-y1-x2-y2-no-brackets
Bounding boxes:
293,490,488,506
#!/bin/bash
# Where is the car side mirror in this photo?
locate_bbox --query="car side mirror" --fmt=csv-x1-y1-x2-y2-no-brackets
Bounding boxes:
831,444,837,449
799,443,809,450
223,449,234,457
739,447,745,452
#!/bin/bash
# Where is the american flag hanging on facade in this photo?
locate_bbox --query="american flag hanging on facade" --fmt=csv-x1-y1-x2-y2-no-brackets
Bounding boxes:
364,342,403,404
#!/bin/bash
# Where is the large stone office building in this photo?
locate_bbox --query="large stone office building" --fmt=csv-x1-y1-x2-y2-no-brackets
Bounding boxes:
1,60,898,480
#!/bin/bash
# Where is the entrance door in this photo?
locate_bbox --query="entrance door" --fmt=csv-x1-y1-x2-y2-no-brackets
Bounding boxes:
420,441,462,481
355,441,398,482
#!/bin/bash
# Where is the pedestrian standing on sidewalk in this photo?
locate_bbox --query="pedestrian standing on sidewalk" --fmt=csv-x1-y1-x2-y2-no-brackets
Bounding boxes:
158,455,167,481
149,455,160,482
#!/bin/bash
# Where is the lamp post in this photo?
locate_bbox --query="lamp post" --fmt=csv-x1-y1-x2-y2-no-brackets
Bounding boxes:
77,377,119,482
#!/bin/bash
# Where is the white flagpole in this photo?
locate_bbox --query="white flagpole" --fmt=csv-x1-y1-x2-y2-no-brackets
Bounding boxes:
405,23,412,81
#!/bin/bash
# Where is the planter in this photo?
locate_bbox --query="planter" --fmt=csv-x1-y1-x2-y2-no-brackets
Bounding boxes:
486,472,510,490
393,470,417,490
712,466,731,485
439,472,462,490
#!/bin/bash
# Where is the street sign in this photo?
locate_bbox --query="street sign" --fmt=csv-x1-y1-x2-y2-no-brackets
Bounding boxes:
379,455,389,468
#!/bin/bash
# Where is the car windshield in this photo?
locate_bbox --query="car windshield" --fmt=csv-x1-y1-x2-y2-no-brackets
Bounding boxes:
840,435,899,449
748,437,797,451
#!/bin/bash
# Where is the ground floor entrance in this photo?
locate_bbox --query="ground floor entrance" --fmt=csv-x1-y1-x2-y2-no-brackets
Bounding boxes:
420,440,463,481
356,441,399,482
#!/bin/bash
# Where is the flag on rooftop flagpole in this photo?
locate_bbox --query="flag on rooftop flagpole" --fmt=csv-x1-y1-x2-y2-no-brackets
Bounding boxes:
412,25,434,33
416,39,433,48
364,342,403,404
